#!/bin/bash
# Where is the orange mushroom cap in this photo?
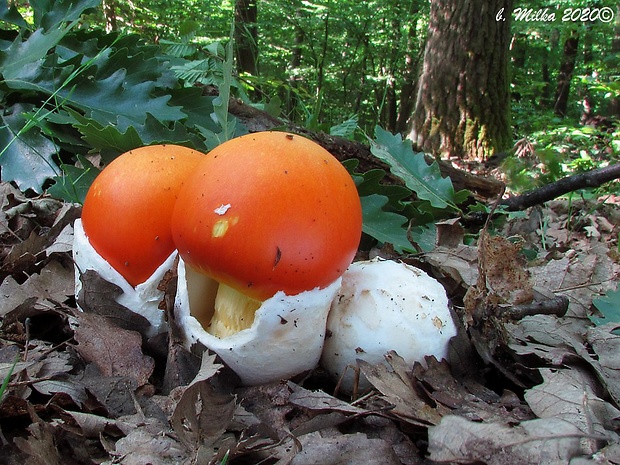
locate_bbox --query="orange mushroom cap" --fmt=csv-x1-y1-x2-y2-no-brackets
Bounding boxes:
171,131,363,301
81,145,205,287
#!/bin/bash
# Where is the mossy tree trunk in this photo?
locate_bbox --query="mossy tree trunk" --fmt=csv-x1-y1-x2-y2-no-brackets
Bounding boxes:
408,0,513,160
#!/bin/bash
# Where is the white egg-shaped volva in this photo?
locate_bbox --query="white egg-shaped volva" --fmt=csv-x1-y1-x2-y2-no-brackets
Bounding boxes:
73,218,172,336
321,258,457,393
174,258,340,386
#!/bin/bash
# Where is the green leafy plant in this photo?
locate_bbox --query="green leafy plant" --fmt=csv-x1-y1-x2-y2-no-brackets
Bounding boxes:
0,0,243,202
0,355,19,405
590,284,620,331
345,127,468,253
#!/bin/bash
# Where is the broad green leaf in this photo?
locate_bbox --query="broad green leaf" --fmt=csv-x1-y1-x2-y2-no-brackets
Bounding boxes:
30,0,100,31
65,111,206,162
0,28,73,81
330,115,358,138
371,126,459,211
201,30,238,148
0,103,59,193
590,285,620,328
409,222,437,252
167,87,219,132
0,1,28,28
355,168,411,209
3,30,186,128
361,194,414,254
47,155,99,203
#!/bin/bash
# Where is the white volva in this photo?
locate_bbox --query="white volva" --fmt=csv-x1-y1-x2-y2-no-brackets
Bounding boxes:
72,219,173,335
174,258,340,386
321,258,457,393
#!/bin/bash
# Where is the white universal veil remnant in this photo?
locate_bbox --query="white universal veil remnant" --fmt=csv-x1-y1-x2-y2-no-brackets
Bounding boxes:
175,262,341,385
321,258,458,393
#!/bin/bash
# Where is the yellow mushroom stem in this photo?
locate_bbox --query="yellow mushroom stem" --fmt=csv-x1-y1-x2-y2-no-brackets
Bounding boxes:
206,283,262,338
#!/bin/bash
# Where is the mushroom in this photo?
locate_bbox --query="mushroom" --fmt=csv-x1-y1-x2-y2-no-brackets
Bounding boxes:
171,131,362,384
320,258,457,393
74,144,204,332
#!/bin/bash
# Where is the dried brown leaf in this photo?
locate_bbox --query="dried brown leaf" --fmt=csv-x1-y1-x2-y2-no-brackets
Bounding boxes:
414,357,533,423
288,383,368,415
289,431,401,465
587,323,620,406
428,415,585,465
13,405,64,465
171,353,235,455
73,312,154,386
0,261,73,316
106,428,186,465
76,270,151,334
524,367,620,448
478,232,534,306
59,410,130,438
507,314,589,364
423,243,479,288
358,352,443,426
529,243,617,318
101,411,186,465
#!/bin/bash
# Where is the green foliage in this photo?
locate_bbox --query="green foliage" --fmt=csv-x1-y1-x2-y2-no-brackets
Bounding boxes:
370,127,464,211
590,284,620,332
0,0,243,201
502,119,619,195
344,128,465,253
0,355,18,405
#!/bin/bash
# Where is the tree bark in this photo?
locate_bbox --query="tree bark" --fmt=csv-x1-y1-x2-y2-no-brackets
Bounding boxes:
234,0,259,76
553,29,579,117
408,0,513,160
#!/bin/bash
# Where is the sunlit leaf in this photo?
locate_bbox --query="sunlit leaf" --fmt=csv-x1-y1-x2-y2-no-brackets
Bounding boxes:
371,126,459,211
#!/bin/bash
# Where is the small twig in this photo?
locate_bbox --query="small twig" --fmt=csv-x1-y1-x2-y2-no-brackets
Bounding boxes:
500,295,569,320
23,318,31,362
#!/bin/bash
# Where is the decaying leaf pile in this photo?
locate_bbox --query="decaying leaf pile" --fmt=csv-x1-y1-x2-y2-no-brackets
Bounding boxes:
0,180,619,465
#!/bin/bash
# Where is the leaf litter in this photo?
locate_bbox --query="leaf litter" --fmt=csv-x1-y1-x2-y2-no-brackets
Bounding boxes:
0,182,619,464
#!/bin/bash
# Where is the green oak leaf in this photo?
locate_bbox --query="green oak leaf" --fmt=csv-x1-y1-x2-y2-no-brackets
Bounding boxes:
361,194,414,254
0,103,59,193
48,155,99,203
590,285,620,330
370,126,459,211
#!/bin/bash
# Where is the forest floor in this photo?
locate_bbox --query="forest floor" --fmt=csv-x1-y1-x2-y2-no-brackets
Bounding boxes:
0,174,619,465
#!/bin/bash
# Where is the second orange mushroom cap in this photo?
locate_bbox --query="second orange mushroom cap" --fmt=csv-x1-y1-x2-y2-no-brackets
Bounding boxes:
171,131,363,301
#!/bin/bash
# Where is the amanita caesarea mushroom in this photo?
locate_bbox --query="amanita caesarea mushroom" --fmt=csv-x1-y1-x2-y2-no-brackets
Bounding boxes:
171,131,363,385
73,145,205,333
321,258,457,393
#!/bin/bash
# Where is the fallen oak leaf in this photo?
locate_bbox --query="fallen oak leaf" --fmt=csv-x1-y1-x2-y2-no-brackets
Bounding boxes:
13,403,64,465
586,323,620,407
73,311,154,386
289,431,402,465
76,270,151,335
524,366,620,451
170,353,236,455
0,260,74,316
358,352,444,426
428,415,589,465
